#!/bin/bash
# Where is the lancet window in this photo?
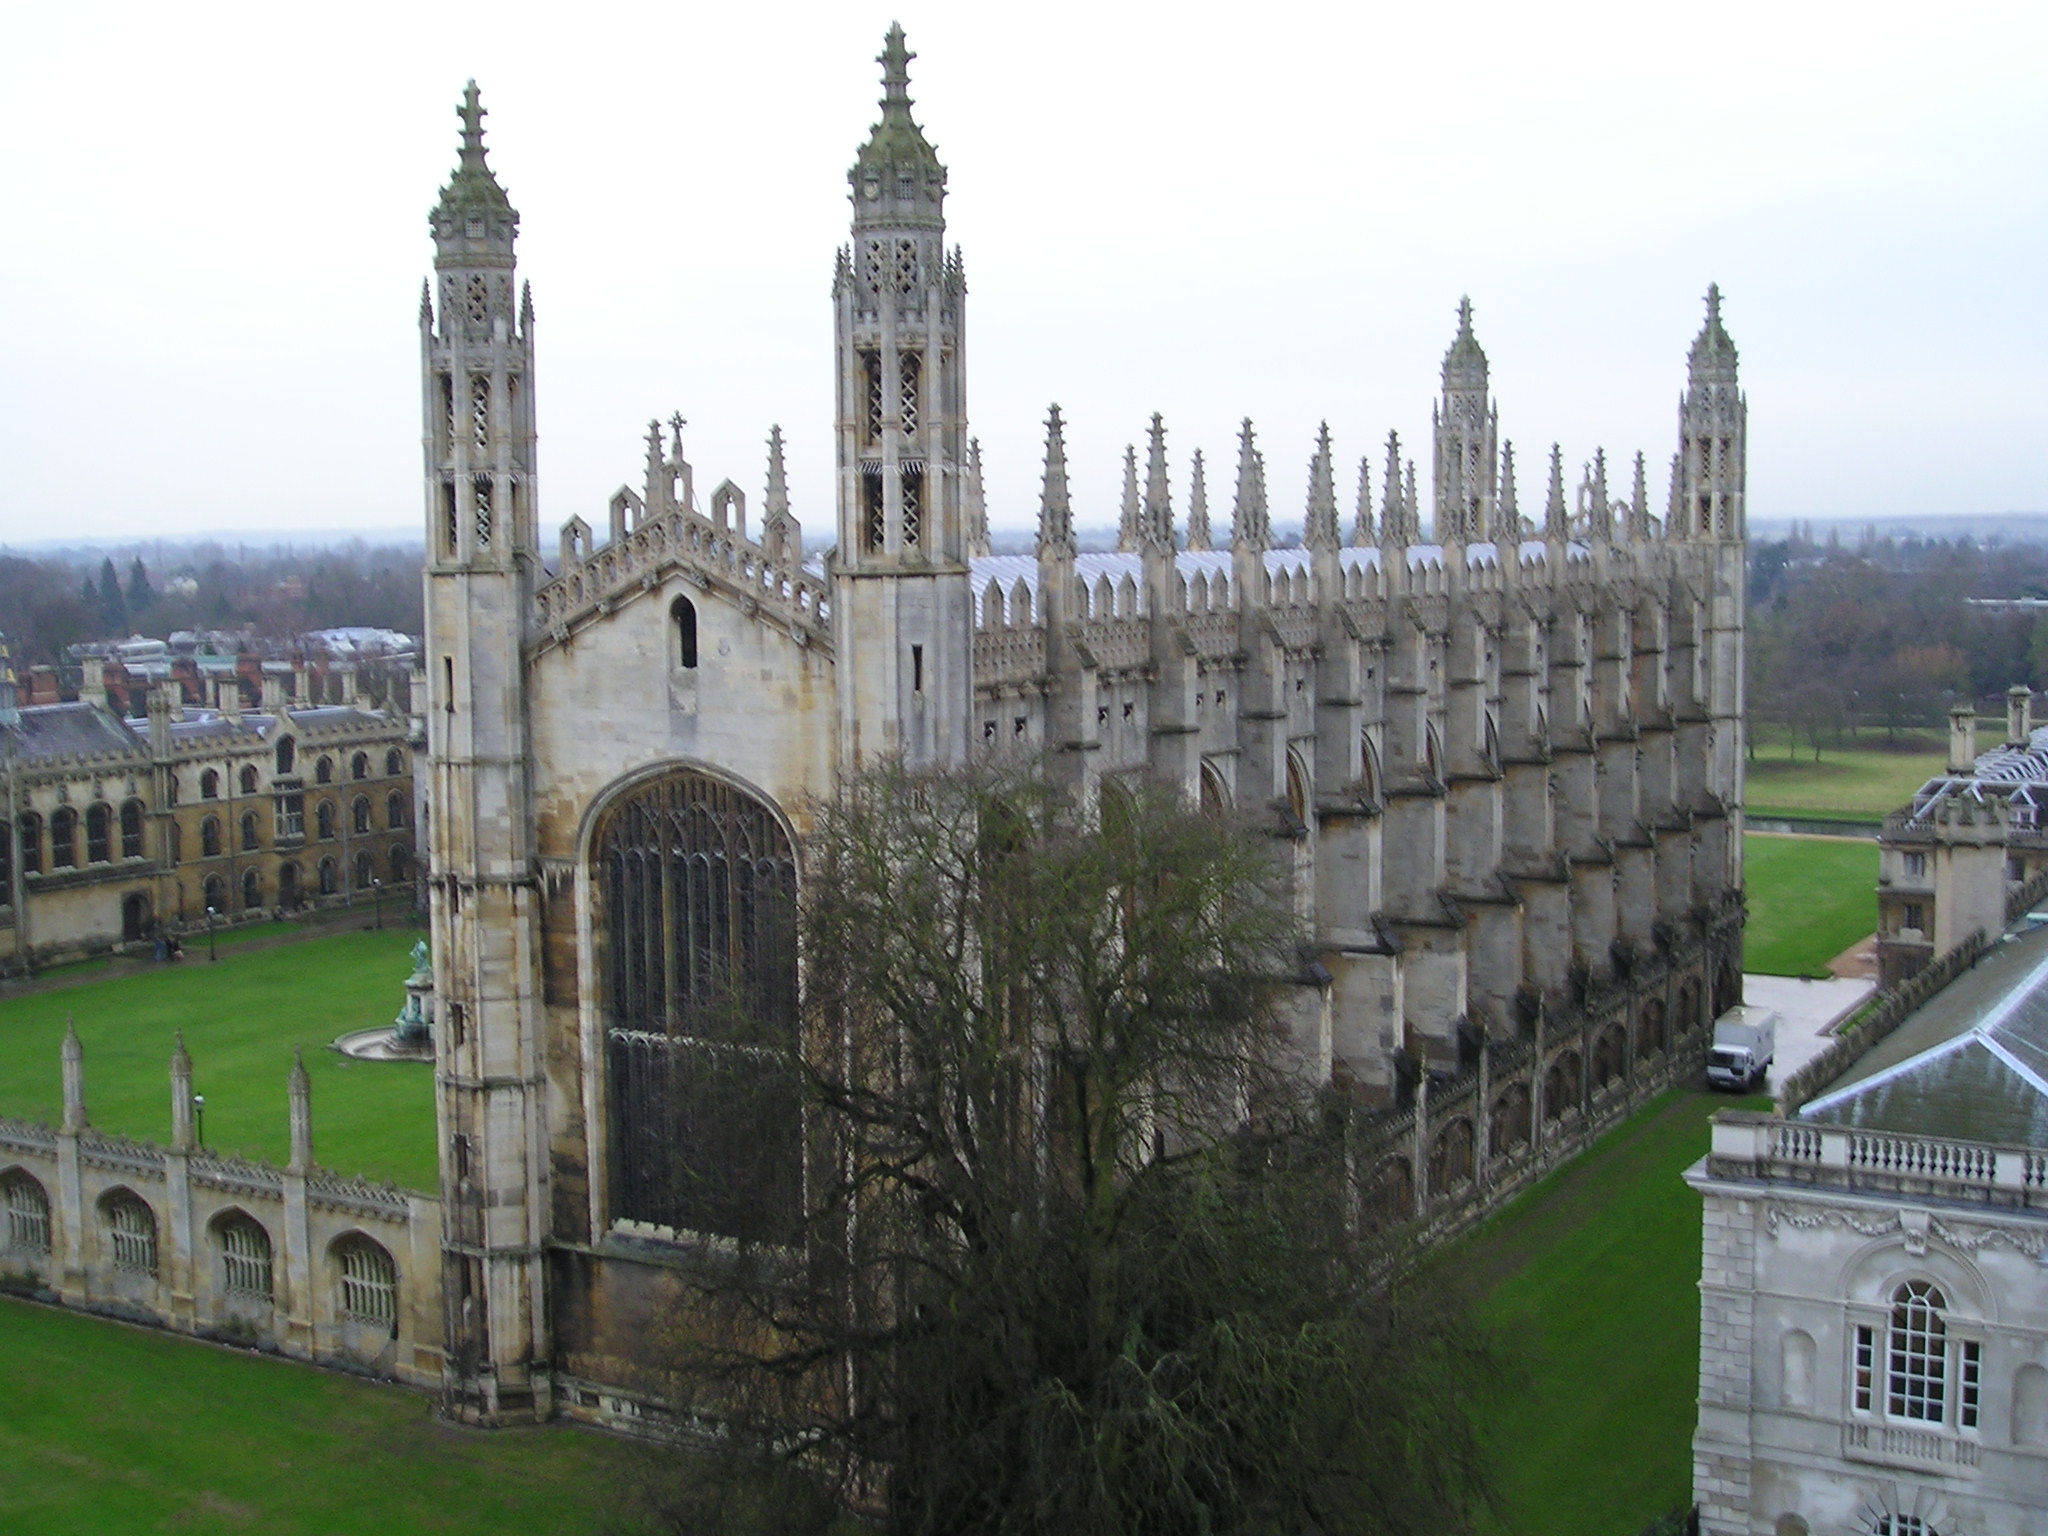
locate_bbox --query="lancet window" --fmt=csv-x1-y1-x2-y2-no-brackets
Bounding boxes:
861,351,885,446
597,771,801,1244
470,375,491,452
900,464,923,551
473,475,493,548
898,350,921,437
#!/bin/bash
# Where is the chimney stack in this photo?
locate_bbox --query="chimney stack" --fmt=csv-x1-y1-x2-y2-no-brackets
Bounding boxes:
1949,704,1978,775
2008,685,2033,748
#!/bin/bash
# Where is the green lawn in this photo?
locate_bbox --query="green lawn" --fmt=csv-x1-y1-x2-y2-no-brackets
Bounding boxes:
1745,727,1945,822
1741,832,1877,977
0,1296,658,1536
0,929,437,1190
1462,1089,1764,1536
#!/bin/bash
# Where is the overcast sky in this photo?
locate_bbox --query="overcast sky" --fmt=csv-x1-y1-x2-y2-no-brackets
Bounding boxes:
1,1,2042,549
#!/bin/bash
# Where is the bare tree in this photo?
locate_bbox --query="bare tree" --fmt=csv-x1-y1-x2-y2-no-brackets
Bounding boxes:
638,759,1505,1536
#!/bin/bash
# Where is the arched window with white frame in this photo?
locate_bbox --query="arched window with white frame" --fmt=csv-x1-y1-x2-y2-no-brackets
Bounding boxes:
103,1191,158,1276
335,1235,397,1330
216,1212,274,1302
2,1171,51,1256
1852,1277,1981,1434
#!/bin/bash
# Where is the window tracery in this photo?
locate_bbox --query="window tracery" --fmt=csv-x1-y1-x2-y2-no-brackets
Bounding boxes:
597,771,800,1243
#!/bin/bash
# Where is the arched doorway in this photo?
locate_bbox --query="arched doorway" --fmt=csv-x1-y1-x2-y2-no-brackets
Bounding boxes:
121,892,152,942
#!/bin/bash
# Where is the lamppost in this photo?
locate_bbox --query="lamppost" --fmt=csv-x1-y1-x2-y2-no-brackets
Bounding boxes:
205,904,217,963
372,877,383,931
193,1092,205,1148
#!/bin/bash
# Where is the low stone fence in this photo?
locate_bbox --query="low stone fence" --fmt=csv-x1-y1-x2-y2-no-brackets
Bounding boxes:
1776,931,1989,1115
1352,956,1725,1245
2006,865,2048,924
0,1027,443,1389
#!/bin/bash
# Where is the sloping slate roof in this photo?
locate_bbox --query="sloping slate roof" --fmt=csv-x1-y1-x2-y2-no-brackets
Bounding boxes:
0,703,144,761
1801,923,2048,1147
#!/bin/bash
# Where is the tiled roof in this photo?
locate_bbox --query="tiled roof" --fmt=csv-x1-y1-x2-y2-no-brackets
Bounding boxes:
0,703,144,762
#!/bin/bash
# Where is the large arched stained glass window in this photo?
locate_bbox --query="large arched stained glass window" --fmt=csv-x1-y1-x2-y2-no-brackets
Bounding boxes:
597,771,800,1243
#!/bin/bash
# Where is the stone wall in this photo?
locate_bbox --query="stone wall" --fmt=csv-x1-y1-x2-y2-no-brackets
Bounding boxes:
0,1033,442,1389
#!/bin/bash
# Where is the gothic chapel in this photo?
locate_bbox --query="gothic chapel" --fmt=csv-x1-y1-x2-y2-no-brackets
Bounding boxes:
422,29,1747,1421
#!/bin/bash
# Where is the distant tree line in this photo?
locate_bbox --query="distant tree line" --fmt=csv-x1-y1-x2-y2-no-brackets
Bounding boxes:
0,542,424,666
1748,525,2048,758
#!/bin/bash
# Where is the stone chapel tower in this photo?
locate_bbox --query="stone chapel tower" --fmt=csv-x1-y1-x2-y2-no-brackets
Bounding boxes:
1431,298,1501,545
419,83,549,1422
1672,285,1749,925
831,26,974,768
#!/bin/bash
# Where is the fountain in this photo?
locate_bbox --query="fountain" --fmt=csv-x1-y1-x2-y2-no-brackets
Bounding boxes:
335,938,436,1062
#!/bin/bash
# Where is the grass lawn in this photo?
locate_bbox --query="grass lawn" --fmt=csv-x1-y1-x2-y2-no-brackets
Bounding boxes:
1744,726,1945,822
1461,1088,1766,1536
1742,832,1877,977
0,928,437,1190
0,1296,659,1536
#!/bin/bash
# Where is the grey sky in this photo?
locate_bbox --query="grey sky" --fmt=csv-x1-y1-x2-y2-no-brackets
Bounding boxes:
1,1,2042,548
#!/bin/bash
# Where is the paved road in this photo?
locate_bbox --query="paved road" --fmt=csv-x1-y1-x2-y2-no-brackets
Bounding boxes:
1740,972,1877,1097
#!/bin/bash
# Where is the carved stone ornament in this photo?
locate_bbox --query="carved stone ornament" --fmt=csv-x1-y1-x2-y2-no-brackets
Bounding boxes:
1764,1201,2048,1260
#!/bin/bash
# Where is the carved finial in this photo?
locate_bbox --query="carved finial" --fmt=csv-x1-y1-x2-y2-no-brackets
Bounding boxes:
1545,444,1569,542
1305,422,1339,550
290,1045,310,1095
1630,450,1651,540
1499,441,1520,541
668,412,687,461
418,278,433,325
765,425,790,516
171,1030,192,1077
519,279,533,328
1143,414,1174,551
965,436,990,557
1037,404,1075,558
1706,283,1721,326
1118,444,1142,552
1231,419,1270,554
62,1015,81,1062
458,81,488,175
1380,431,1406,547
1351,456,1374,546
1186,450,1212,551
1405,461,1420,541
879,22,915,108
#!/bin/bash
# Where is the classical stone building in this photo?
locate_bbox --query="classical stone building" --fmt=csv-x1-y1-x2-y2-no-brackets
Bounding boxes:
0,643,418,972
1690,924,2048,1536
422,31,1748,1421
1876,690,2048,987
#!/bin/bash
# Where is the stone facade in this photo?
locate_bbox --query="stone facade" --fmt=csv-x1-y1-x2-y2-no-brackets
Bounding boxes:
421,32,1748,1422
0,668,418,974
0,1028,443,1388
1690,1114,2048,1536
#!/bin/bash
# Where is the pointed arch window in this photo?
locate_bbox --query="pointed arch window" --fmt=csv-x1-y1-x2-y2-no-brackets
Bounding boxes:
200,769,220,800
861,466,886,555
274,738,294,777
242,764,260,795
672,596,698,670
464,274,489,324
386,748,404,777
18,812,39,875
50,807,77,869
597,771,800,1243
85,803,111,864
